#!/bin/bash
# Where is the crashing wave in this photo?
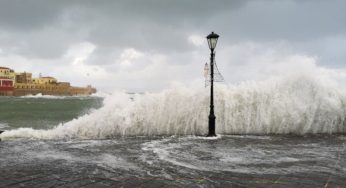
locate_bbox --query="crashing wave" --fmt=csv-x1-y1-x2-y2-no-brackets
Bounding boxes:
1,71,346,140
19,93,104,99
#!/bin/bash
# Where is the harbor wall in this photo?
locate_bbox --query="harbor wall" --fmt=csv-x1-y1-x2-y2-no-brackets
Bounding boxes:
13,83,96,96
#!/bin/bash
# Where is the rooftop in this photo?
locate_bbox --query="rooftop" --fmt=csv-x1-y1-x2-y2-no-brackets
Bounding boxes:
40,76,56,79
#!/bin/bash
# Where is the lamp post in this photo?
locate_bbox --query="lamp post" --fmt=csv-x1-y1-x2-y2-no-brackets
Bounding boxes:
206,32,219,137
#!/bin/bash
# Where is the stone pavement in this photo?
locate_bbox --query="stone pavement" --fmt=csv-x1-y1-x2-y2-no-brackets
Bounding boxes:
1,136,345,187
1,164,345,188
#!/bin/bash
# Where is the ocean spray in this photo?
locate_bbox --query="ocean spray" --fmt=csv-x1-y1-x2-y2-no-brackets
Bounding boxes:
1,71,346,140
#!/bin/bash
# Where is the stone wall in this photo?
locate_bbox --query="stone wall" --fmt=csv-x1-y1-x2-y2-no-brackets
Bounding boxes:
13,83,96,96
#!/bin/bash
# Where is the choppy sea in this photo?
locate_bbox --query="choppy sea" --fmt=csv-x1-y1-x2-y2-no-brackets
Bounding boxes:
1,75,346,187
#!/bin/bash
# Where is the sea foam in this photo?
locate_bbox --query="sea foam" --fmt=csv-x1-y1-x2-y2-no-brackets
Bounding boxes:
1,69,346,140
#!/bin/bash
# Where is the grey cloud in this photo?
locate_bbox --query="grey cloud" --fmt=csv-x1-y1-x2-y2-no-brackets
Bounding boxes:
0,0,249,59
0,0,67,30
0,0,345,85
218,0,346,42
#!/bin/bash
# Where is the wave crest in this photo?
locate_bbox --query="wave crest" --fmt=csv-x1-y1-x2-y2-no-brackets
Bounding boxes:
1,74,346,140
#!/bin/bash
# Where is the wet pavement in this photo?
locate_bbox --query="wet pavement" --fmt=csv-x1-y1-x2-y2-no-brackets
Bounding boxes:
0,135,345,187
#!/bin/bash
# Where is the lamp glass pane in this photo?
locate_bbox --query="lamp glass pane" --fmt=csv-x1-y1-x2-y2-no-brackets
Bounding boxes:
211,38,218,49
206,32,219,50
208,39,212,49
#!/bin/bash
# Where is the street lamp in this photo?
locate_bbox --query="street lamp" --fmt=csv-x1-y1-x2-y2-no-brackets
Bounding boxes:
206,32,219,137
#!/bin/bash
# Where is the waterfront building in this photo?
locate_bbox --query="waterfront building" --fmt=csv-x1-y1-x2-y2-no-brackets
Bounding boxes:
0,67,96,96
32,77,57,85
0,67,15,96
16,72,33,84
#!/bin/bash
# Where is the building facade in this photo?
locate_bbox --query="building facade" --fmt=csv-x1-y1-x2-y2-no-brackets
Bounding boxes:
0,67,15,96
0,67,96,96
32,77,57,85
16,72,33,84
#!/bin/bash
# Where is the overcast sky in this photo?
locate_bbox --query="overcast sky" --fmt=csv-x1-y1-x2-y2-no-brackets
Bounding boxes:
0,0,345,92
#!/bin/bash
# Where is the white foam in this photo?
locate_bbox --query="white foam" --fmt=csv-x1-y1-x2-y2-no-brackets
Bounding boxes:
184,135,222,140
0,122,9,129
91,91,111,98
2,66,346,140
20,93,100,99
224,135,271,140
2,140,139,172
140,137,342,174
20,93,67,99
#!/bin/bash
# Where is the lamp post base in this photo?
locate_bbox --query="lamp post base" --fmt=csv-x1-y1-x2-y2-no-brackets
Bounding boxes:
208,114,216,137
207,133,217,137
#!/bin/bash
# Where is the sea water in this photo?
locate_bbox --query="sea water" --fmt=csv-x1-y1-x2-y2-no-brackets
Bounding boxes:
0,95,103,131
0,73,345,187
1,73,346,140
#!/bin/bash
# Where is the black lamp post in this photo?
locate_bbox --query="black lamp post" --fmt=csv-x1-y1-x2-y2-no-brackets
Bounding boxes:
206,32,219,137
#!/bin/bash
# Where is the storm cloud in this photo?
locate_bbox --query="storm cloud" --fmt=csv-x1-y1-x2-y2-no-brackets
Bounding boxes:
0,0,345,91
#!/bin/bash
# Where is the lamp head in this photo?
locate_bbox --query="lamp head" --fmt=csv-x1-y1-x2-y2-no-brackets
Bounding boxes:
206,32,219,50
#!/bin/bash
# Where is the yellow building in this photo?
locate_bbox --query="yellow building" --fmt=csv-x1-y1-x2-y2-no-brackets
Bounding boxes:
0,67,96,96
0,67,15,82
32,77,57,85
